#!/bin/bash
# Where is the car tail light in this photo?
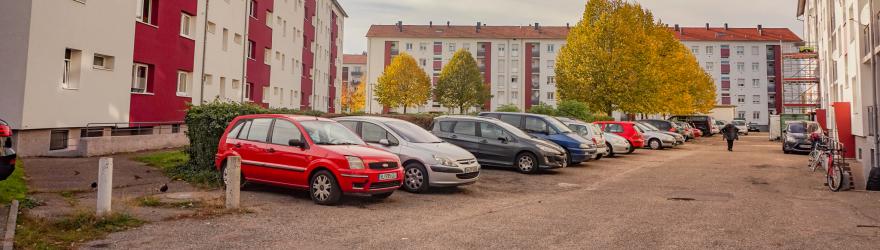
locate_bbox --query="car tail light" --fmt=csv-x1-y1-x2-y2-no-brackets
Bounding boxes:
669,127,676,132
0,125,11,137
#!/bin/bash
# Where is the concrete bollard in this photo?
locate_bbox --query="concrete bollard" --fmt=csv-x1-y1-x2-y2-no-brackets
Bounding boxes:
225,156,241,209
97,157,113,216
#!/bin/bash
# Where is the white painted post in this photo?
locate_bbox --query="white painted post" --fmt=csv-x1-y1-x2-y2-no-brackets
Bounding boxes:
225,156,241,209
97,157,113,216
2,200,18,250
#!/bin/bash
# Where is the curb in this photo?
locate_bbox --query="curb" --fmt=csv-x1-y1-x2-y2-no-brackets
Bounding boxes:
2,200,18,250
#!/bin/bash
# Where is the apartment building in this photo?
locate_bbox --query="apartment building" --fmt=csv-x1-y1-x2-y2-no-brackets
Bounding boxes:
342,53,367,90
365,23,799,122
798,0,879,179
0,0,346,157
365,23,568,114
673,25,801,129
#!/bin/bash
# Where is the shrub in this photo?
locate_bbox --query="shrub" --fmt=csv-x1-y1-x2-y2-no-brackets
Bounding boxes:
527,103,557,116
185,101,270,172
496,104,521,112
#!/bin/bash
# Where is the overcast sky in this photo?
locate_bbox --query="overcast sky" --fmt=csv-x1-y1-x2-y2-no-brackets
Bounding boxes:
337,0,803,54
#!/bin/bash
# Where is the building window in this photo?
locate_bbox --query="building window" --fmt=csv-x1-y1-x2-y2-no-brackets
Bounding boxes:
263,87,270,102
498,60,506,73
512,91,518,99
547,60,555,70
222,28,229,51
511,59,519,72
264,48,270,64
705,62,714,71
753,111,760,120
735,46,745,55
737,78,745,87
547,44,556,53
751,62,759,72
419,42,427,51
737,111,746,120
131,63,149,93
92,54,113,70
463,43,470,52
405,43,413,51
244,82,253,101
736,62,745,72
419,58,426,67
752,95,760,104
511,75,518,84
547,92,555,100
498,44,506,57
50,130,69,151
177,71,191,96
136,0,154,24
751,46,760,55
547,76,556,85
705,46,714,55
266,11,273,27
737,95,745,104
511,44,519,57
180,13,195,38
752,79,760,88
247,40,255,59
691,46,699,54
249,0,257,18
62,48,81,89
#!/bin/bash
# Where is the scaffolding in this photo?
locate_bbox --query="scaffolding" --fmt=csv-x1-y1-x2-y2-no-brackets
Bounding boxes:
781,46,821,115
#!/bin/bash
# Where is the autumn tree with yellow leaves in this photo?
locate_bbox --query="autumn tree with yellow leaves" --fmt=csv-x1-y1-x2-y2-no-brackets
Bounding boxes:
434,49,492,114
556,0,715,116
375,53,432,114
340,81,365,113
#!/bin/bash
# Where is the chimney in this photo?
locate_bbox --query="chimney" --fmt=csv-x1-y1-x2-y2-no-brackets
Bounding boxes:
476,22,481,32
534,22,540,30
758,24,764,35
447,21,450,27
724,23,729,30
674,24,679,31
429,21,432,28
705,23,710,30
396,21,403,32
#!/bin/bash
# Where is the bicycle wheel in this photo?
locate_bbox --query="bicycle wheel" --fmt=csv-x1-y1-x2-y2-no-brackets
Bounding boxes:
808,151,819,172
827,158,844,192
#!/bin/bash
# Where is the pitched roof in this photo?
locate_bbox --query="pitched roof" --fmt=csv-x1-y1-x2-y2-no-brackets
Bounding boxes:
367,24,801,43
343,54,367,64
671,27,802,42
366,25,570,39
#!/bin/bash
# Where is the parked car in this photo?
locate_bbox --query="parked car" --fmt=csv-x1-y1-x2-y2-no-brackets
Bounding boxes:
478,112,595,165
636,121,685,146
669,115,717,136
783,121,822,154
639,119,682,134
432,116,567,174
748,122,761,132
731,120,749,135
691,125,704,138
672,121,695,141
0,119,15,181
632,122,677,150
594,121,644,153
557,117,608,160
713,120,726,135
214,114,404,205
334,116,480,193
603,132,632,157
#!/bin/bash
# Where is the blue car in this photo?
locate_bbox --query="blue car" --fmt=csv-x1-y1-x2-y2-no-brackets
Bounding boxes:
478,112,596,164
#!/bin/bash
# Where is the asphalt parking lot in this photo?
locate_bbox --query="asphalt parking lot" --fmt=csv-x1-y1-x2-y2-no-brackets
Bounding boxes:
87,134,880,249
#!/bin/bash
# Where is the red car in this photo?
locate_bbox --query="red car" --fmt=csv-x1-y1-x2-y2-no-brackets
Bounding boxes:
0,119,15,181
594,121,645,153
215,114,404,205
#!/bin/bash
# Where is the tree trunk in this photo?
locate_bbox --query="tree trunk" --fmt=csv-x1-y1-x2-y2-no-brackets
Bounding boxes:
403,105,407,114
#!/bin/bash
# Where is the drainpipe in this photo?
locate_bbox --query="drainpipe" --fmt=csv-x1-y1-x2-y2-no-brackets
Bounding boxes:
870,0,880,168
239,0,251,103
198,0,210,104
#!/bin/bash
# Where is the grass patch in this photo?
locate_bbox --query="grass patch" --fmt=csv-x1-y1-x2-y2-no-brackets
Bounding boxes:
1,160,27,204
134,150,221,187
59,190,79,206
15,211,144,250
137,196,163,207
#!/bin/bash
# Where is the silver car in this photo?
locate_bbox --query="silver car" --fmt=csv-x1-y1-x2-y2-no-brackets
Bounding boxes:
603,132,632,156
557,117,608,160
634,123,676,150
636,121,685,146
335,117,480,193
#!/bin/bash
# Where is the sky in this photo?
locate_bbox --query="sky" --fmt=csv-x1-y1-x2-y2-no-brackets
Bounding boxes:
337,0,803,54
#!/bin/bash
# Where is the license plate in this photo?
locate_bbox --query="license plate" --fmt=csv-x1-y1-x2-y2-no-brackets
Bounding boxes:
378,172,397,180
464,166,478,173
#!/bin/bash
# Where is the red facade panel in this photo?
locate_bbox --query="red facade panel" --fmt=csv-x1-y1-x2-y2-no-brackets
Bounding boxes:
328,12,339,113
130,0,198,123
300,0,316,110
720,63,730,74
721,80,730,90
247,0,274,108
720,48,730,58
524,43,533,110
832,102,856,158
480,42,491,110
773,45,783,114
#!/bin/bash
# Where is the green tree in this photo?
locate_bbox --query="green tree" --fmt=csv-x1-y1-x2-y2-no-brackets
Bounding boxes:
496,104,521,112
435,49,492,114
375,53,431,114
527,103,557,116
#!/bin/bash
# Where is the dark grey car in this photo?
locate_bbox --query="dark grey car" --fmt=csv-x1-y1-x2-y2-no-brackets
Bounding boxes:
431,116,567,174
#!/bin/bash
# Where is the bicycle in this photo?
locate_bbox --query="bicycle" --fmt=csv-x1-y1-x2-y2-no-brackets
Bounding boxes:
807,138,829,172
824,139,847,192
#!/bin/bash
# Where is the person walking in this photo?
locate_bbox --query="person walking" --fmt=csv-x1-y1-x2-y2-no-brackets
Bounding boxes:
721,123,739,151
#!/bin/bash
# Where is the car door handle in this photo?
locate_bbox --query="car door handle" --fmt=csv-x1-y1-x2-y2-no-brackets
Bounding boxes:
233,143,242,148
266,148,276,153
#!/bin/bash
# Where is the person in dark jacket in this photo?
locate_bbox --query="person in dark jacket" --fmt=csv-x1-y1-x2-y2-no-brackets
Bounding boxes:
721,123,739,151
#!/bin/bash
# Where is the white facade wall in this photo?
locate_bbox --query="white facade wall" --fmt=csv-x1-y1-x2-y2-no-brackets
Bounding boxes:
683,40,798,126
4,0,136,130
194,0,248,104
267,0,306,109
365,36,565,114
